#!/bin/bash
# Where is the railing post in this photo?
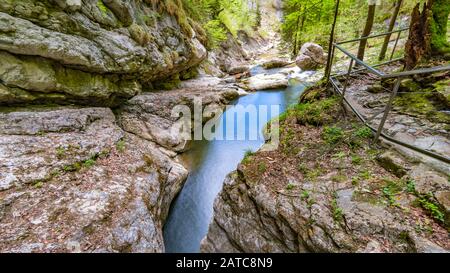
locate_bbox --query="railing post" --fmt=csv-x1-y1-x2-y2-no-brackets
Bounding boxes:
341,59,354,101
389,31,402,61
374,77,401,143
326,44,336,80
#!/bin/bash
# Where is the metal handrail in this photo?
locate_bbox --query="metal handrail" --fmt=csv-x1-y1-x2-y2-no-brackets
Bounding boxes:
328,28,450,165
329,76,450,164
336,27,409,45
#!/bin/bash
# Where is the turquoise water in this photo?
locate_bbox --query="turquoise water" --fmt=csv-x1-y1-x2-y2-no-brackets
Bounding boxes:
163,80,306,253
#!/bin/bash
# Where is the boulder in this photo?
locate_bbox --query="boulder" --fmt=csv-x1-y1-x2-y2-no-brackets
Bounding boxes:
239,73,289,91
117,86,239,152
261,59,291,69
295,43,326,71
228,65,250,75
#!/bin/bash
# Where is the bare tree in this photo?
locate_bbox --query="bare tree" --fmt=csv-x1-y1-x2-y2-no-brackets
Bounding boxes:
357,0,377,61
379,0,403,60
325,0,340,79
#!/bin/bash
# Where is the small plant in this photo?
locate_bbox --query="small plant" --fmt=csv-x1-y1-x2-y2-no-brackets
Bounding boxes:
298,163,308,174
351,176,360,186
116,139,126,152
242,149,255,164
331,195,344,222
354,126,373,139
286,183,296,190
351,155,362,165
34,181,44,188
406,179,416,194
258,162,267,173
382,186,397,206
56,147,66,159
83,159,96,168
333,151,346,160
301,190,310,200
322,126,344,144
305,168,321,181
417,194,445,224
382,179,403,207
359,170,371,180
415,219,434,234
332,174,347,183
63,162,81,172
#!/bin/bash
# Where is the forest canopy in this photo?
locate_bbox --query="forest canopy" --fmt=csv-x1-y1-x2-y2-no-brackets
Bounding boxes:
178,0,261,48
281,0,428,56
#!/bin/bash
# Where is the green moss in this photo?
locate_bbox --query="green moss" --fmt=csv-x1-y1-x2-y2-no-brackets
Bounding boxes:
257,162,267,173
97,0,109,15
394,91,450,124
153,74,181,90
433,79,450,108
282,96,341,126
128,23,153,46
430,0,450,54
242,149,255,164
322,126,344,145
179,67,199,80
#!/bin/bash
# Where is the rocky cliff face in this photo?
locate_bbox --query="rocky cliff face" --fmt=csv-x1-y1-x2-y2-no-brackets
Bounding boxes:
201,92,450,253
0,0,257,253
0,83,239,252
0,0,207,106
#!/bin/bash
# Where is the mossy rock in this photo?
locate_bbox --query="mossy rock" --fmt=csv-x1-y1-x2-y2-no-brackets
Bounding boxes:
400,78,422,93
393,90,450,124
128,23,153,46
152,74,181,90
433,78,450,108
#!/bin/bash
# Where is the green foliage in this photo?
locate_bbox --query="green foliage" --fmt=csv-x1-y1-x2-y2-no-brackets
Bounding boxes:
281,0,415,56
204,20,227,48
286,183,296,190
430,0,450,54
406,179,416,194
359,170,371,180
331,193,344,222
354,126,373,139
284,96,340,126
417,194,445,224
258,162,267,173
322,126,344,144
382,178,403,207
116,139,126,152
83,159,96,168
351,155,362,165
178,0,259,47
301,190,310,200
56,147,66,159
242,148,255,164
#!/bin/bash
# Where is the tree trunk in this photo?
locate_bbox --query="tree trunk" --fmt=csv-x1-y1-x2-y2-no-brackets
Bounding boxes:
379,0,403,61
404,3,432,69
357,3,376,61
430,0,450,55
325,0,340,79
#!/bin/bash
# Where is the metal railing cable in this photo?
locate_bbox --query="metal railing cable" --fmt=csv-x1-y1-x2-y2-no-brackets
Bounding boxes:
328,28,450,165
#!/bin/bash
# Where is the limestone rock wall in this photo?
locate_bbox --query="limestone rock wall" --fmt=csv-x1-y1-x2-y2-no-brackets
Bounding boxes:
0,0,207,106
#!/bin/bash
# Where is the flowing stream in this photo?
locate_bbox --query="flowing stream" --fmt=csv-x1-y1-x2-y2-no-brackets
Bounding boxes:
163,69,308,253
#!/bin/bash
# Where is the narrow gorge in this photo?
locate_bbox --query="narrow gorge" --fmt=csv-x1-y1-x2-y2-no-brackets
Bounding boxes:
0,0,449,254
